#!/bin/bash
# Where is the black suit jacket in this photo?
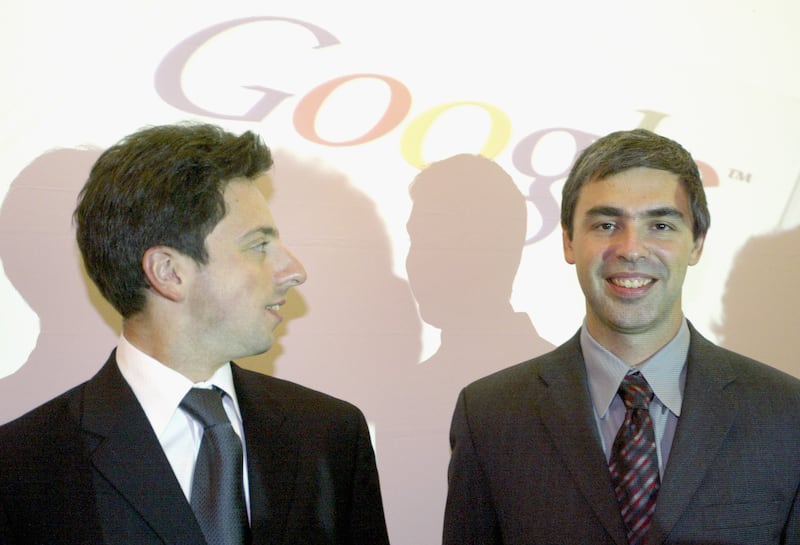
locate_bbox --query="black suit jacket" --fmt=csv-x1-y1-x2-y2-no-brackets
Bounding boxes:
0,352,389,545
443,325,800,545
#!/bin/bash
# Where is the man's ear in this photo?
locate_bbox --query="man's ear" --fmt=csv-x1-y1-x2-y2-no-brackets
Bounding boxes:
562,226,576,265
141,246,188,302
688,232,706,266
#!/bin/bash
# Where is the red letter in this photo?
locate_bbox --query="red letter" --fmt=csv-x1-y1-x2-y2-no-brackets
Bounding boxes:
293,74,411,146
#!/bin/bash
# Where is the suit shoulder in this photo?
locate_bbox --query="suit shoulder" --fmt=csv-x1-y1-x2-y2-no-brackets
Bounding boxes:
691,330,800,388
0,384,86,473
0,384,82,437
725,348,800,395
462,337,579,398
232,366,364,419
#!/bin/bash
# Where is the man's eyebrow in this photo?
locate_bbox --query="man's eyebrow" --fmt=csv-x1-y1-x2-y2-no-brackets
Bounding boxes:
241,226,279,240
643,207,685,220
585,206,624,218
584,206,685,220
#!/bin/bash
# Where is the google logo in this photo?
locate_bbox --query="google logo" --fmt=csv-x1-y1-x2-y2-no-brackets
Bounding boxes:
156,16,719,244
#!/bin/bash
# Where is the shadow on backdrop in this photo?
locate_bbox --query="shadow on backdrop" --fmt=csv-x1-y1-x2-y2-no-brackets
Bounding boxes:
0,148,122,424
401,154,556,544
713,226,800,378
237,150,424,545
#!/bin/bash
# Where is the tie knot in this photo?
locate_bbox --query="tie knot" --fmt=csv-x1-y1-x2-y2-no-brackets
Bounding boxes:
180,387,230,428
618,372,654,410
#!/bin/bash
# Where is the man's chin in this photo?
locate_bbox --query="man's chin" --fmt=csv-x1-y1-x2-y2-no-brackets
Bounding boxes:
237,337,274,360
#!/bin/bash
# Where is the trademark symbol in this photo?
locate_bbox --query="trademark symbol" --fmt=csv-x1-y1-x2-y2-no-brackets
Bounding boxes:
728,168,752,182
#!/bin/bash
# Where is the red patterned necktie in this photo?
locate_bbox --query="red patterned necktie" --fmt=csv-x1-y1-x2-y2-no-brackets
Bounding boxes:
608,372,660,545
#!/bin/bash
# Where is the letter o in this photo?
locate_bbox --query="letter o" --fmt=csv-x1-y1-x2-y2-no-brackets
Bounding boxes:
293,74,412,146
400,101,512,169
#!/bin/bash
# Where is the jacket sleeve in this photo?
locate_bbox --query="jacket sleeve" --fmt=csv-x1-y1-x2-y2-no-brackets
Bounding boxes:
443,388,502,545
782,458,800,544
347,410,390,545
0,501,16,545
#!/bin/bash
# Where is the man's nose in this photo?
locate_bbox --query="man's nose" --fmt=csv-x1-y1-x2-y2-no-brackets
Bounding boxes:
617,228,649,262
276,243,307,287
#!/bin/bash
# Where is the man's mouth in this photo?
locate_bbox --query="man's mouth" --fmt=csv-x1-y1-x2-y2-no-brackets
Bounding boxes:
266,304,281,311
609,277,653,289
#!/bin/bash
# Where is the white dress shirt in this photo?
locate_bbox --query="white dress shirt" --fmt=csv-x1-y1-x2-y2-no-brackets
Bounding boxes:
115,335,251,517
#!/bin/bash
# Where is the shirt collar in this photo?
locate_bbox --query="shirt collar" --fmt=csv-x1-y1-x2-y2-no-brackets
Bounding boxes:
582,319,689,419
116,335,241,438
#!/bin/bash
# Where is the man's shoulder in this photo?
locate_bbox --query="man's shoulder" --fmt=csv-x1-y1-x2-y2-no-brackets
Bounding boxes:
232,365,365,421
689,327,800,394
462,333,582,398
1,381,81,427
0,384,85,469
721,347,800,396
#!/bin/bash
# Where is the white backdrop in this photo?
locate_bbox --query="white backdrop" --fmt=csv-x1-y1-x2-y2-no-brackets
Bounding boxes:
2,2,799,544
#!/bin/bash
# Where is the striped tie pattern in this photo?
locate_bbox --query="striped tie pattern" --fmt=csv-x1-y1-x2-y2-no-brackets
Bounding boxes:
608,372,659,545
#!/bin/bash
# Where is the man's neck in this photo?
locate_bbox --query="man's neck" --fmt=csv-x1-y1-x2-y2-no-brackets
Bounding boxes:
584,318,684,367
122,318,224,383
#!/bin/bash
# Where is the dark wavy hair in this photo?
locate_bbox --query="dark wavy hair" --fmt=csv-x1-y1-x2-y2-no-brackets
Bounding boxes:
561,128,709,241
74,122,272,317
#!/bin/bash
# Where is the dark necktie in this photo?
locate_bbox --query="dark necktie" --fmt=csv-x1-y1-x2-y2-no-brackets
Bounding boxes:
608,372,660,545
180,387,249,545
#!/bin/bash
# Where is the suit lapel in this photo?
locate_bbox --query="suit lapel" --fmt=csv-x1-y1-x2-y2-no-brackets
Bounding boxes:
537,335,629,545
649,328,737,544
233,366,299,545
81,354,206,545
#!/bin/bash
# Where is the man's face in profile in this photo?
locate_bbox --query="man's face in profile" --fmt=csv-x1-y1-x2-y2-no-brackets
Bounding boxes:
182,175,307,363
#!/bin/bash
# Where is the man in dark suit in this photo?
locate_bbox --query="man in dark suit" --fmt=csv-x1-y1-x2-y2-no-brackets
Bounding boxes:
443,129,800,545
0,123,390,545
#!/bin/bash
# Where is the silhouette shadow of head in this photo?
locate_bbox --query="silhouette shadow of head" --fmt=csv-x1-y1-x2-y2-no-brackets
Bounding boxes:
406,154,553,370
0,148,121,423
392,154,554,545
713,226,800,377
407,154,524,326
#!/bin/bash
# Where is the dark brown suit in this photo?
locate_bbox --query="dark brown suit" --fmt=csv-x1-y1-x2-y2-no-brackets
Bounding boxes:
444,325,800,544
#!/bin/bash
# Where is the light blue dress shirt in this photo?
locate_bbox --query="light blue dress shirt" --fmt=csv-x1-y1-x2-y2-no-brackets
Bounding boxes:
581,319,689,476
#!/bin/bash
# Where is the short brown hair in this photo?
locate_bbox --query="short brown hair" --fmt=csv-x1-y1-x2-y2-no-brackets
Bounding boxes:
561,128,709,241
74,122,272,317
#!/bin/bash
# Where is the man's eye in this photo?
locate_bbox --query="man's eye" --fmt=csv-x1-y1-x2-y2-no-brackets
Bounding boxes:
596,222,615,231
653,223,673,231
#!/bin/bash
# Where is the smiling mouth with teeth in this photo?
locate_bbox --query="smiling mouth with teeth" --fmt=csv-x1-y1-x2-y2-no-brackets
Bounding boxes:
610,277,653,289
266,304,281,311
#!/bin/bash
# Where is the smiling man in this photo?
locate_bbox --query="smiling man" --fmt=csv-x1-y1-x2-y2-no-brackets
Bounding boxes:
0,123,390,545
443,129,800,545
